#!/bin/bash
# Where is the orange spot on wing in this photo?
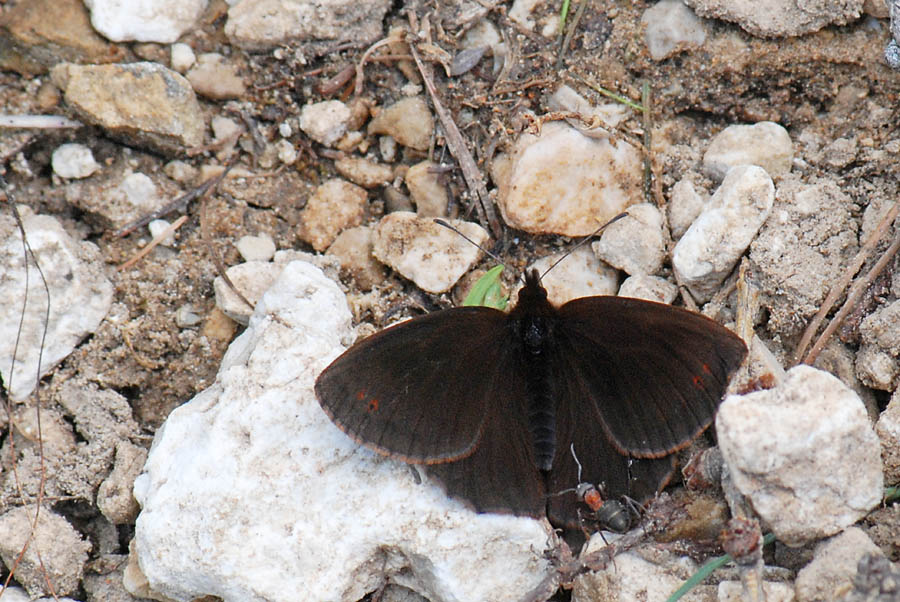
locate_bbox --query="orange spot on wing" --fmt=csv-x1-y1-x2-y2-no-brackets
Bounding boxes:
367,398,380,413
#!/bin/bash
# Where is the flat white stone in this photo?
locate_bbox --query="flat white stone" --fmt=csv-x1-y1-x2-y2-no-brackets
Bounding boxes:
372,212,488,293
235,233,276,263
134,261,552,602
716,365,883,546
0,208,113,401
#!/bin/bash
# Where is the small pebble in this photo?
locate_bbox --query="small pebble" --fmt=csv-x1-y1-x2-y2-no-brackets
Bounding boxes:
334,156,393,188
175,303,203,328
592,203,665,276
276,139,297,165
494,121,643,236
213,261,284,324
83,0,207,43
0,506,91,597
641,0,706,61
703,121,794,181
186,53,246,100
367,96,434,151
51,143,100,179
673,165,774,302
547,85,629,135
97,440,148,524
617,274,678,304
856,300,900,390
299,179,368,251
667,178,706,239
794,527,884,602
116,172,161,215
148,219,176,247
170,42,195,73
405,160,448,217
236,233,276,262
875,391,900,485
50,62,205,154
163,159,198,183
528,247,617,306
326,226,386,291
278,121,293,138
717,365,883,546
379,135,397,162
211,115,242,145
372,212,488,293
300,100,351,147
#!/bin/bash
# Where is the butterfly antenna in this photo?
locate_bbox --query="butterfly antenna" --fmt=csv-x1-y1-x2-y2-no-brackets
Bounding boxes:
569,443,584,483
434,218,507,269
539,212,629,281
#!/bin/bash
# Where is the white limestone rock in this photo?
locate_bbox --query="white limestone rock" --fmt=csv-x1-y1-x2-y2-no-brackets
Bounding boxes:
133,261,552,602
0,208,113,401
716,365,883,546
51,143,100,179
617,274,678,304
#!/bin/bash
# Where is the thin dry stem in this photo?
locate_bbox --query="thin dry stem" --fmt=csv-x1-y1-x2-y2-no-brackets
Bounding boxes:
118,215,189,271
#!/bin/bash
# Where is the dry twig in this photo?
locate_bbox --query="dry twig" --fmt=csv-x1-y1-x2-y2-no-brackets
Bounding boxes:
118,215,189,271
409,40,501,237
802,226,900,365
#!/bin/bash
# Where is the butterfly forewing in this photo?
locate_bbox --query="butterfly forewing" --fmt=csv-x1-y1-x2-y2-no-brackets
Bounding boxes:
314,307,509,462
554,296,747,457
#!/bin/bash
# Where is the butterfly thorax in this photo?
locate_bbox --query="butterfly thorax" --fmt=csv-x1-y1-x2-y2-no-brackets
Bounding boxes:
509,270,558,472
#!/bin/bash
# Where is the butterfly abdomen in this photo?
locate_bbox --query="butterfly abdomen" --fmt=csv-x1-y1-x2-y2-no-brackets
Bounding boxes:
518,313,557,472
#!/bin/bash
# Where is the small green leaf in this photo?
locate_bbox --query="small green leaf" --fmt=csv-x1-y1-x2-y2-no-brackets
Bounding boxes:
463,265,508,310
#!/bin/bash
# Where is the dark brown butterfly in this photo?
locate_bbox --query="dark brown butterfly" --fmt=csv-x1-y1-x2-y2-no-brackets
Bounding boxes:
314,269,746,529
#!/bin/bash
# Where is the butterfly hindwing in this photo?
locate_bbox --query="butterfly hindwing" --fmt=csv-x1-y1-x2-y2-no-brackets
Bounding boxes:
553,296,747,458
314,307,510,462
545,337,679,528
